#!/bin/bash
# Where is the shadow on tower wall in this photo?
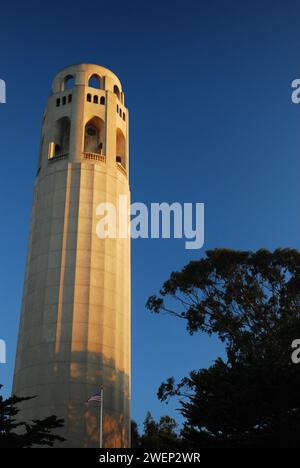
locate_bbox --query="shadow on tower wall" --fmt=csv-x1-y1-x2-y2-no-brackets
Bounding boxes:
64,350,130,448
14,350,130,448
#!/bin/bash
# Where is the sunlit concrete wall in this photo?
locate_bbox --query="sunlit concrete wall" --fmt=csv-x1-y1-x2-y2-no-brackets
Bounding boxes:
13,64,131,448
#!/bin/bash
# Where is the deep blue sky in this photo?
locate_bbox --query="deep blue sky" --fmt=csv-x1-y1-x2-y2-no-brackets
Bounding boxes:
1,0,300,431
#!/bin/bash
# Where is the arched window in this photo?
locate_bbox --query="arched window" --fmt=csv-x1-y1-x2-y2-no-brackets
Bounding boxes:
117,104,119,113
51,117,71,158
123,112,126,121
88,74,101,89
84,116,105,155
68,94,72,103
87,93,92,102
116,128,126,169
62,96,66,105
56,98,60,107
100,96,105,105
93,95,99,104
113,85,120,100
63,75,74,90
119,108,122,117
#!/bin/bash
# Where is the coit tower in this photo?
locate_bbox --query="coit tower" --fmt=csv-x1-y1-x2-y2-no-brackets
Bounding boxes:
13,64,131,448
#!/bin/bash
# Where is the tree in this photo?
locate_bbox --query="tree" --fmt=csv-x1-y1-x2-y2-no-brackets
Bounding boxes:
131,420,141,448
0,385,66,448
131,412,180,448
147,248,300,447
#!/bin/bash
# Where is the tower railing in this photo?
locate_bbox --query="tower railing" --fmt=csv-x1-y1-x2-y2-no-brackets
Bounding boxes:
116,161,127,176
83,152,106,163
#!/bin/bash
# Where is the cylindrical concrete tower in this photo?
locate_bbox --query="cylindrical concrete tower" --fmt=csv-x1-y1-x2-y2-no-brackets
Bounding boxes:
13,64,131,448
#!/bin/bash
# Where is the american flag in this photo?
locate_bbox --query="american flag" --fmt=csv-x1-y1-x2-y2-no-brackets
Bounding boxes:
87,390,103,403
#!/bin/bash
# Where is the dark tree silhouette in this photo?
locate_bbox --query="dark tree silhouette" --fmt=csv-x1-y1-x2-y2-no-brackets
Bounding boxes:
131,412,180,448
147,248,300,448
0,385,66,448
131,420,141,448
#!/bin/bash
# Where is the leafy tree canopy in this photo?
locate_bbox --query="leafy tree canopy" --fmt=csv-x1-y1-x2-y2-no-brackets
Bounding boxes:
132,412,180,448
0,385,65,448
147,248,300,447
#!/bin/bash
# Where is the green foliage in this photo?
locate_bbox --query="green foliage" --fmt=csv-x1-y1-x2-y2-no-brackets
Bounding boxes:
0,385,66,448
147,248,300,448
132,412,180,448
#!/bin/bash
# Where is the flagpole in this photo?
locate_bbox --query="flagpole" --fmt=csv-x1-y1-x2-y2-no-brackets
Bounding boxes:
99,387,103,449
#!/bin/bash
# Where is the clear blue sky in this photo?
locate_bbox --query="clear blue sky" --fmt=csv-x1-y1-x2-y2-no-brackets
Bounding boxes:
1,0,300,431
